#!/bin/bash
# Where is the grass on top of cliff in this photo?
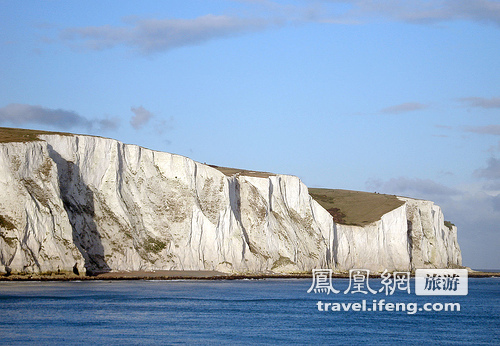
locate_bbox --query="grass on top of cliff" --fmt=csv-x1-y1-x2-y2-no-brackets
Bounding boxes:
0,127,73,143
209,163,403,226
309,188,405,226
208,165,275,178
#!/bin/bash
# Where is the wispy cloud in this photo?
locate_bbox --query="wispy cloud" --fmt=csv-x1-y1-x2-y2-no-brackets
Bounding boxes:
366,176,460,199
155,117,174,135
60,15,273,54
0,103,120,132
54,1,500,55
241,0,500,26
0,103,172,137
464,125,500,136
130,106,174,137
474,156,500,190
380,102,428,114
366,174,500,268
97,117,120,131
487,141,500,153
346,0,500,26
0,103,92,130
475,157,500,180
435,124,453,130
459,96,500,109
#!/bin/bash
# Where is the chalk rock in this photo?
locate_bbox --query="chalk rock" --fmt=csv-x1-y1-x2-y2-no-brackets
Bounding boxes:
0,133,462,275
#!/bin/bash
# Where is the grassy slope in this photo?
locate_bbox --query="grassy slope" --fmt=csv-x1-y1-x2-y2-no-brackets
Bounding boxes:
211,164,403,226
0,127,403,226
0,127,73,143
309,188,405,226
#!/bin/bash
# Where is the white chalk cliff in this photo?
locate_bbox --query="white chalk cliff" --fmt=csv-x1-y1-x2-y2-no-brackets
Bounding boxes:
0,132,462,275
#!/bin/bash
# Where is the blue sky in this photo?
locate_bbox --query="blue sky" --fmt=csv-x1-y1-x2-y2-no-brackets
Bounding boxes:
1,0,499,269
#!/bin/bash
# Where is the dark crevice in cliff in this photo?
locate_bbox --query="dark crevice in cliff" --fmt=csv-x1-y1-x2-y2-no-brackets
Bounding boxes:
331,222,339,268
47,144,110,276
228,177,252,259
407,220,413,266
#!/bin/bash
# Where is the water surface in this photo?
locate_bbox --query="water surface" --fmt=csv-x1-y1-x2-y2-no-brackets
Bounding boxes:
0,278,498,344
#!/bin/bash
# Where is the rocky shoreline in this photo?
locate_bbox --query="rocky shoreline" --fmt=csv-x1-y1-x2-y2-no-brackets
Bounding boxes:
1,269,498,281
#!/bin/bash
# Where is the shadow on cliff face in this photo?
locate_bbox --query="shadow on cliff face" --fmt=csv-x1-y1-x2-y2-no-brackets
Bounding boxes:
407,220,413,265
228,177,251,258
331,222,339,268
47,145,110,275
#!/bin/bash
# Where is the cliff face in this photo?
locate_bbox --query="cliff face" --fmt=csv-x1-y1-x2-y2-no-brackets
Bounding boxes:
0,133,462,275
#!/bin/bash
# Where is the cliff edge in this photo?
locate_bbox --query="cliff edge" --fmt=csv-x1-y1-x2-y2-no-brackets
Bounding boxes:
0,128,462,275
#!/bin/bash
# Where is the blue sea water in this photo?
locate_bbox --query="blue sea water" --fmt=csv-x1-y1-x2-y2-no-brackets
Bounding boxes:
0,277,498,345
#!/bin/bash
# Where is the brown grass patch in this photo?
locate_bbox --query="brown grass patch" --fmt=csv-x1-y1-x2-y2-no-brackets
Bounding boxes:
208,165,275,178
309,188,404,226
0,127,75,143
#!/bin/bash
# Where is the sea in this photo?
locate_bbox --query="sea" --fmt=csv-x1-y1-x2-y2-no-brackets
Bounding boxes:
0,277,498,345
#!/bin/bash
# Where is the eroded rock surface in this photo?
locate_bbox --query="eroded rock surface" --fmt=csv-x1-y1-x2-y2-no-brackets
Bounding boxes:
0,133,462,275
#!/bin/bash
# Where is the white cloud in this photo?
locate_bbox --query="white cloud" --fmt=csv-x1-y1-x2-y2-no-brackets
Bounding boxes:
130,106,154,130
